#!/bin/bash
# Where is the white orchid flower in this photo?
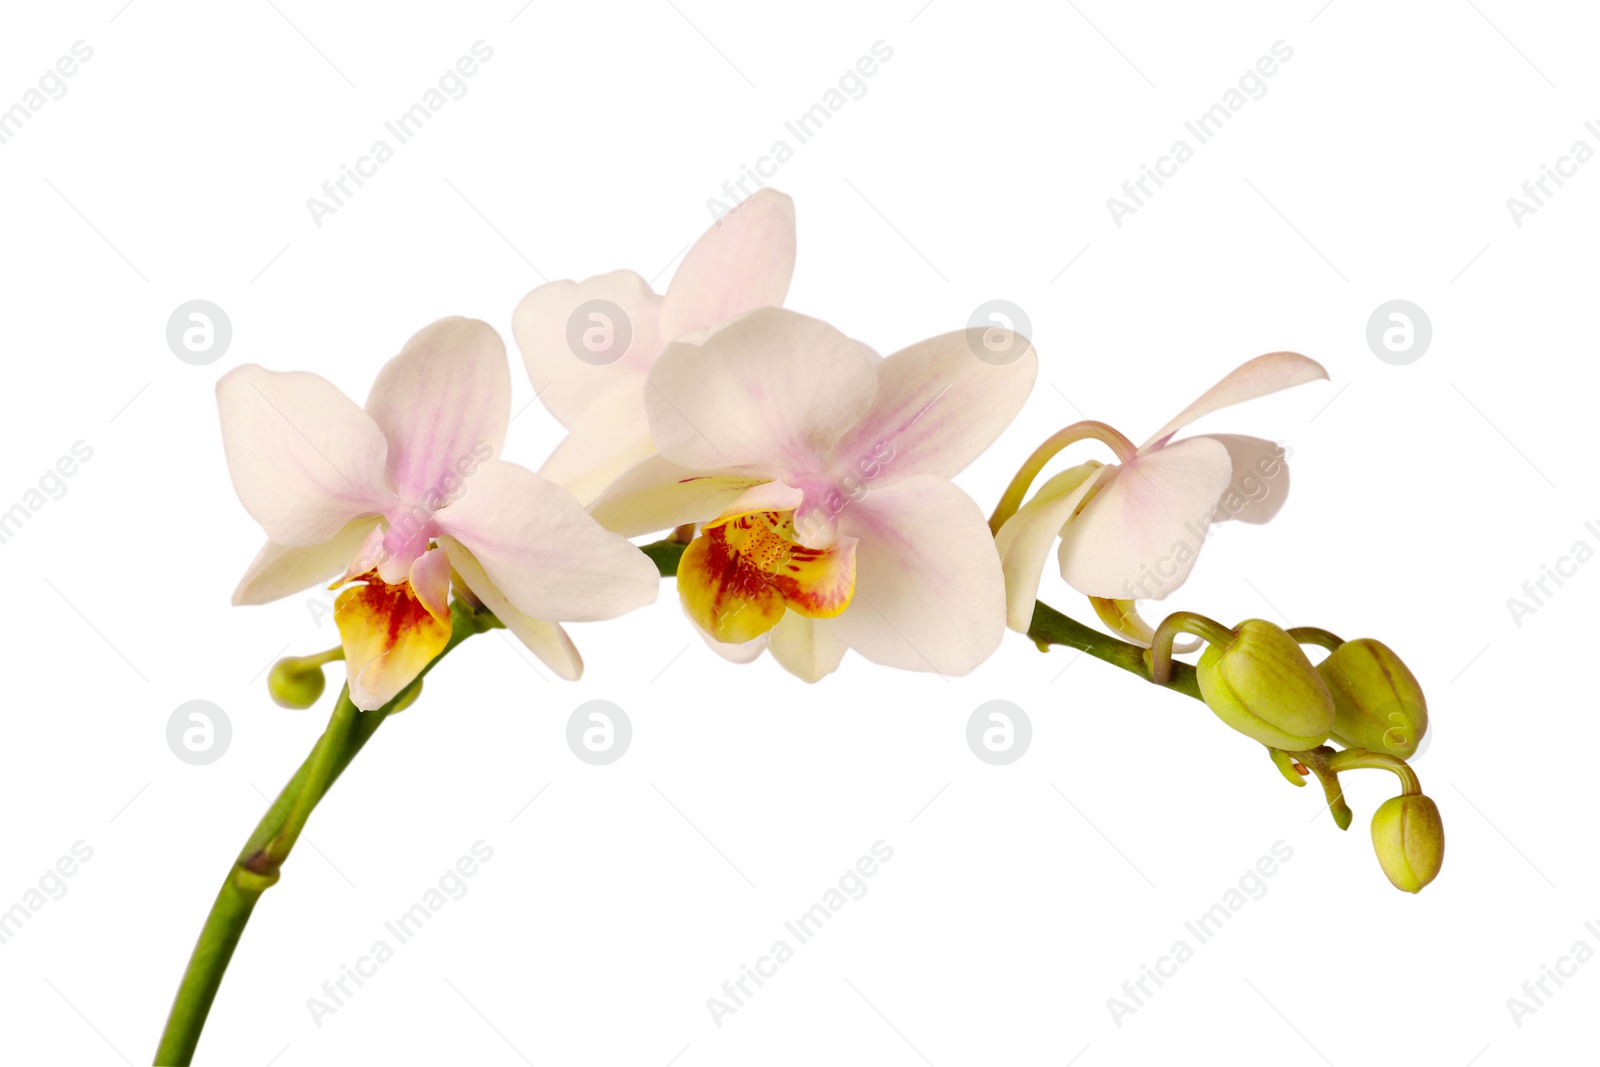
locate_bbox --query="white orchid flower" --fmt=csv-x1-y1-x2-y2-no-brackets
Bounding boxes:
589,307,1037,681
217,317,660,709
995,352,1327,635
512,189,797,505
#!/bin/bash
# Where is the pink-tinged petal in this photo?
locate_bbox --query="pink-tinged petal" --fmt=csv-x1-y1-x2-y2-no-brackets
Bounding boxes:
1057,437,1233,600
831,328,1038,486
722,479,807,517
536,382,656,506
337,524,391,584
217,365,391,547
767,611,849,682
434,460,658,622
589,455,781,537
645,308,879,474
993,462,1105,632
824,475,1005,675
1140,353,1328,451
365,317,510,504
231,519,382,606
660,188,797,341
512,270,663,428
1204,434,1292,525
409,546,452,623
439,536,583,680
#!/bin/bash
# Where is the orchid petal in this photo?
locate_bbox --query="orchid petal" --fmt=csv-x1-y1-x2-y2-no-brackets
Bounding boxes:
825,475,1005,675
535,383,657,506
588,455,781,537
994,462,1105,632
409,545,452,624
439,536,583,680
660,189,796,342
831,328,1038,486
1140,352,1327,451
767,611,849,682
231,518,380,606
644,308,879,474
1204,434,1293,526
512,270,664,429
216,366,391,547
434,460,658,622
1057,437,1233,600
364,317,510,504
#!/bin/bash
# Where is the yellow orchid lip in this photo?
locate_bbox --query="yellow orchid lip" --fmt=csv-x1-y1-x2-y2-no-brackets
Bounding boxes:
331,545,453,710
678,508,856,645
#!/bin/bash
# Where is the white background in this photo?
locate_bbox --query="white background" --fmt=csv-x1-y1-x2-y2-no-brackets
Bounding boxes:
0,1,1593,1064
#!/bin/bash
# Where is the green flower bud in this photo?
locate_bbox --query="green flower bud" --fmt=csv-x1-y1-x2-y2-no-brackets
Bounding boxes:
1196,619,1335,750
387,678,423,714
268,655,328,709
1318,638,1428,759
1370,794,1445,893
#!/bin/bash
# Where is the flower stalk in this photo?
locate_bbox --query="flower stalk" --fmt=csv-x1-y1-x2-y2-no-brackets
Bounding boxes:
154,600,498,1066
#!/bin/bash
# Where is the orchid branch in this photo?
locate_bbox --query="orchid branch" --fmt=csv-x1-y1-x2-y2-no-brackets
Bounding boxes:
154,600,500,1066
643,538,1202,698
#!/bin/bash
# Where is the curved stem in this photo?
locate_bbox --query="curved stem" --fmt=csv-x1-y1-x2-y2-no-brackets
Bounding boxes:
1286,626,1345,654
988,420,1138,532
154,600,497,1066
1285,746,1356,830
1324,747,1422,796
1148,611,1235,685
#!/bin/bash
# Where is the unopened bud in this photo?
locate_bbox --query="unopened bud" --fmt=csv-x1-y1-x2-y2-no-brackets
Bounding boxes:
1318,638,1428,759
268,655,328,709
387,679,423,714
1196,619,1335,750
1370,794,1445,893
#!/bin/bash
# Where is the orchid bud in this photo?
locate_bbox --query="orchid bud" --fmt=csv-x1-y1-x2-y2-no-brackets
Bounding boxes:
387,679,423,714
1370,794,1445,893
268,655,328,709
1317,639,1428,759
1196,619,1335,750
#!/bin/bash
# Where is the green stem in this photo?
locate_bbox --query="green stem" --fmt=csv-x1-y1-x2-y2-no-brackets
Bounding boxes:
1148,610,1235,685
1027,599,1203,700
154,600,497,1066
638,539,1201,703
1283,745,1356,830
637,538,1206,700
1286,626,1344,653
1324,746,1422,795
